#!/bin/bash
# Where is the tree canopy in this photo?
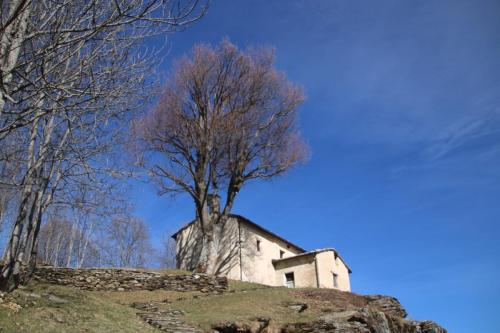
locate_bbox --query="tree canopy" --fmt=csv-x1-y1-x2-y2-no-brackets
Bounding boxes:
133,40,307,273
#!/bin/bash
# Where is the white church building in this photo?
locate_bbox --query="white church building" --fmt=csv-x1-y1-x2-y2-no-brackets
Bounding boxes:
172,214,352,291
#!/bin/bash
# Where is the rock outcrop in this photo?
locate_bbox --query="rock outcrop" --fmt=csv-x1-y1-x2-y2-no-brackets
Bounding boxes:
212,293,447,333
32,266,228,293
364,295,408,318
283,308,446,333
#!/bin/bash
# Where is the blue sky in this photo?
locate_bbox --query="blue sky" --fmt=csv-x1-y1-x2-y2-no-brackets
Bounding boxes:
131,1,500,332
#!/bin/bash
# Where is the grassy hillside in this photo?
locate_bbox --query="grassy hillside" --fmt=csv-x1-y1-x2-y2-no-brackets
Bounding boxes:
0,271,271,333
0,269,440,333
173,281,376,331
0,283,159,333
0,277,369,333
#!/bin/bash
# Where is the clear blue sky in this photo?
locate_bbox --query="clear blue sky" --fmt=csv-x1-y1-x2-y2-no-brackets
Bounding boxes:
131,1,500,332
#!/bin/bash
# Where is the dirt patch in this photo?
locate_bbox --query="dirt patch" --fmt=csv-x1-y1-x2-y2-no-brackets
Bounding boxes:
291,288,368,309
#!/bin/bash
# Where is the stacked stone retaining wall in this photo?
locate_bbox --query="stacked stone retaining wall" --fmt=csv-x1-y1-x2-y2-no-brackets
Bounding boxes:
32,266,228,293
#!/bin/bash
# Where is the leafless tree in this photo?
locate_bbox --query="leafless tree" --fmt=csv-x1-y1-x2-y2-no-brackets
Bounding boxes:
37,195,150,269
0,0,207,137
99,216,152,268
157,232,177,269
37,216,72,267
36,214,102,268
133,40,307,274
0,131,24,232
0,0,207,291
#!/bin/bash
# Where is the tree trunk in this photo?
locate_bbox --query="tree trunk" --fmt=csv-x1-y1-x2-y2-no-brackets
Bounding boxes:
76,219,94,269
0,0,30,117
197,215,228,275
66,219,76,267
0,196,30,291
0,118,38,290
52,230,64,267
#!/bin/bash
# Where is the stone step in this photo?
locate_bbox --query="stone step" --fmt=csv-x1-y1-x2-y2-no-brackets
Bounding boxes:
132,302,203,333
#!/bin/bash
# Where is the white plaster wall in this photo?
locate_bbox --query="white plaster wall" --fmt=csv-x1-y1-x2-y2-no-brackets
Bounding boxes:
175,222,203,271
214,217,240,279
175,218,240,277
273,255,318,288
315,250,351,291
239,222,302,286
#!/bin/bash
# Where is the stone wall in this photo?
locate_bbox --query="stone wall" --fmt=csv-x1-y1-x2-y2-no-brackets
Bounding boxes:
32,266,228,293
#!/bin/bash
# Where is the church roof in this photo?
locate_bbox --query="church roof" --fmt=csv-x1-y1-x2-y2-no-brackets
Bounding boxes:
272,248,352,273
171,213,307,253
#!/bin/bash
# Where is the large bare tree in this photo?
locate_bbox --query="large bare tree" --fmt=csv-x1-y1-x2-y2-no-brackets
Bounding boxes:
0,0,207,137
133,40,307,274
0,0,207,291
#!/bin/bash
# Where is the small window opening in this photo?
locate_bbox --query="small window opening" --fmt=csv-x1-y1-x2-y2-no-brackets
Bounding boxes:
285,272,295,288
332,273,338,288
280,250,285,259
256,239,261,252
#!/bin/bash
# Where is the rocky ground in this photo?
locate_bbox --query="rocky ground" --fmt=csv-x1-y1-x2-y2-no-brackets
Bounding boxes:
208,290,446,333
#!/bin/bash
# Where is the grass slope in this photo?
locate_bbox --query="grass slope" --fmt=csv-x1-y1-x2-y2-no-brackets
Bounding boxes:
0,271,370,333
173,281,369,331
0,283,160,333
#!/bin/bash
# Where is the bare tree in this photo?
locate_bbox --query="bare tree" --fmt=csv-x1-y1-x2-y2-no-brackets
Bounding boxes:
37,214,101,268
0,132,24,232
0,0,207,137
133,40,307,274
99,216,152,268
157,232,177,269
0,0,207,291
36,192,148,269
73,214,100,269
37,216,72,267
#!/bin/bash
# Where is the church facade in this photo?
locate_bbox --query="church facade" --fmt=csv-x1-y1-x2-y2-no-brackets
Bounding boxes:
172,214,352,291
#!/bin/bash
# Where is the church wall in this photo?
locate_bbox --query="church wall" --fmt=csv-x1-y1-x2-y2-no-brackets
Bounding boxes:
239,222,302,286
175,217,240,276
175,222,204,271
315,250,351,291
273,254,318,288
213,217,241,279
175,216,351,291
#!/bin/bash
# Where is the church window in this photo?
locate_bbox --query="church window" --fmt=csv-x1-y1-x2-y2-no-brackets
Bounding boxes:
332,273,338,288
285,272,295,288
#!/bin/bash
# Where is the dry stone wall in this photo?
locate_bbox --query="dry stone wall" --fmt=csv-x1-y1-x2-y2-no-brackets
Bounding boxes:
32,266,228,293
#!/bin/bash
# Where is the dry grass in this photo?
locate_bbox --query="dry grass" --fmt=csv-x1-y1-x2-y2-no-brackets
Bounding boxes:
290,288,369,309
228,279,270,292
170,287,319,330
0,283,159,333
169,284,373,330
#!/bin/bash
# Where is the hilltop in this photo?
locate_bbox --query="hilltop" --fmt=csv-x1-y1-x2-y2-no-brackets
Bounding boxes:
0,267,446,333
